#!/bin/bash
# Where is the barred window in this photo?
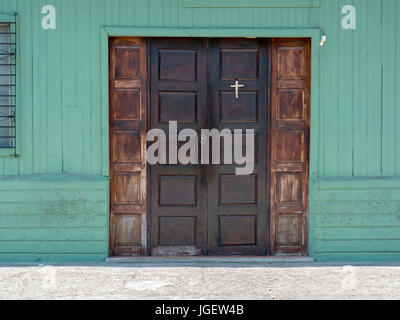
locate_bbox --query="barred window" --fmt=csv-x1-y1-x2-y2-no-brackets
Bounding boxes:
0,21,16,151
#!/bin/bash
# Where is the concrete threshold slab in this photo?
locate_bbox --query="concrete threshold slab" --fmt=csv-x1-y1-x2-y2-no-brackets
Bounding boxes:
105,256,315,264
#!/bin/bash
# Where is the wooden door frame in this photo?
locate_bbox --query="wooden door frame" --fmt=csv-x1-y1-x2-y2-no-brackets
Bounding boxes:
103,27,321,257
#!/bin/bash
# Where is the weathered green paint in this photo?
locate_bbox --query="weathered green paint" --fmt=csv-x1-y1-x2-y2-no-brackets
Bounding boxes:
0,174,109,262
311,177,400,261
0,0,398,262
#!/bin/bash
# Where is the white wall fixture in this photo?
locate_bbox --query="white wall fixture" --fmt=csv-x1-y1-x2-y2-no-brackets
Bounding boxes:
320,34,327,46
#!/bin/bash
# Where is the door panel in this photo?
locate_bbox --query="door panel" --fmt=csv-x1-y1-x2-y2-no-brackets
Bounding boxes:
109,38,148,256
150,38,208,256
207,39,269,255
270,39,310,255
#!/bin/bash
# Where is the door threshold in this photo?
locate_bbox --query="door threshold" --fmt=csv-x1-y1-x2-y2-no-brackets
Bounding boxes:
105,256,315,264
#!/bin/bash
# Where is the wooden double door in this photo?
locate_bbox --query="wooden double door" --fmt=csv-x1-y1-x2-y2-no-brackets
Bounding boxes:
109,37,310,256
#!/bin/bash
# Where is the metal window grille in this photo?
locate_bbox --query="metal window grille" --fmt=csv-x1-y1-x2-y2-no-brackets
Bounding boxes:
0,15,16,153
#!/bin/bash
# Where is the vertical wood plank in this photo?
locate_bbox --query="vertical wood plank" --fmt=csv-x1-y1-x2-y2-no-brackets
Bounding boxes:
46,0,62,174
32,0,48,174
353,0,369,176
323,0,339,176
90,0,105,175
396,0,400,175
17,0,34,175
367,0,382,176
61,0,78,173
338,0,353,176
77,0,91,174
381,0,396,176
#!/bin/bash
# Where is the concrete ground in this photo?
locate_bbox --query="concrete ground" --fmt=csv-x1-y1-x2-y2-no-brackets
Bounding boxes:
0,262,400,300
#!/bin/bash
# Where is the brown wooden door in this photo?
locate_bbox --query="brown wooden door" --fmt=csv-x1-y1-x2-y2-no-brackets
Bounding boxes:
149,38,269,255
149,38,208,255
207,39,269,255
109,38,148,256
269,39,310,255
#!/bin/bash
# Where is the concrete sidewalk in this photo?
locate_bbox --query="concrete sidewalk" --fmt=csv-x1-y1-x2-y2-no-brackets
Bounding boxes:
0,262,399,300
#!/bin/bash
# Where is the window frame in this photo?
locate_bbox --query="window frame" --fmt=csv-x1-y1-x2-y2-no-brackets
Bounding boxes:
0,13,17,157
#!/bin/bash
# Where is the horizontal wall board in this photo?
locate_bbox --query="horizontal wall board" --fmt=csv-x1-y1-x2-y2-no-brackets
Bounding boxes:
310,176,400,261
183,0,320,8
313,177,400,190
0,228,108,241
314,201,400,215
0,201,108,216
0,190,107,202
314,189,400,201
0,215,107,228
315,240,400,253
315,214,400,228
315,227,400,240
0,174,109,260
0,175,109,190
0,241,108,254
314,253,400,263
0,254,107,263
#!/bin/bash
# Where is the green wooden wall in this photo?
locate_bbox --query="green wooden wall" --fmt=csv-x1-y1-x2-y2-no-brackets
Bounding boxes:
0,0,399,262
0,174,109,262
310,177,400,262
